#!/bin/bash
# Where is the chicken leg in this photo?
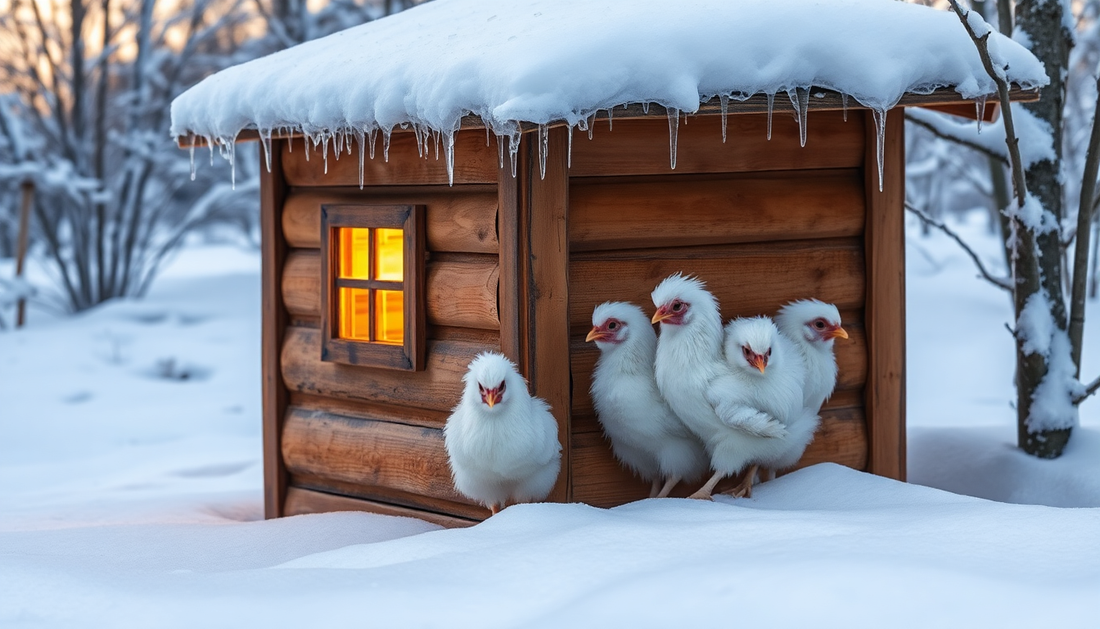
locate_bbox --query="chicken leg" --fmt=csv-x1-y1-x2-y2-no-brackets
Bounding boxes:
655,476,681,498
688,470,727,500
720,465,758,498
648,478,662,498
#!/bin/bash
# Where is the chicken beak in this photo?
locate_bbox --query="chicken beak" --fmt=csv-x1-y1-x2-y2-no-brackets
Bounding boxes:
651,307,673,324
749,354,767,373
828,326,849,340
585,327,607,343
485,388,501,408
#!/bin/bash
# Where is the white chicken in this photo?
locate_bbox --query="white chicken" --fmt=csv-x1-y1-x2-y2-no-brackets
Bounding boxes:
775,299,848,413
650,274,787,500
723,316,820,482
443,352,561,515
587,301,709,498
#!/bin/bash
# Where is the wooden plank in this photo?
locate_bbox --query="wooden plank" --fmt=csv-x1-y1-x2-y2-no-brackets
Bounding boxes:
570,408,867,508
569,238,866,329
569,110,864,178
261,140,289,519
282,249,500,330
497,143,523,365
522,127,572,503
281,406,475,506
288,392,449,429
569,170,865,251
281,326,490,412
284,486,477,528
568,323,868,420
282,186,499,253
863,109,907,481
282,129,498,187
292,472,488,521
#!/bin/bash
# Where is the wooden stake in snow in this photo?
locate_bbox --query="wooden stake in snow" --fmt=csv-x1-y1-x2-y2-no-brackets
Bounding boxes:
15,180,33,328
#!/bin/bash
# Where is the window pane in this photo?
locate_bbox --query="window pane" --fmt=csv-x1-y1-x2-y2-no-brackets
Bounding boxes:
374,290,404,344
338,287,372,340
338,228,371,279
374,228,404,282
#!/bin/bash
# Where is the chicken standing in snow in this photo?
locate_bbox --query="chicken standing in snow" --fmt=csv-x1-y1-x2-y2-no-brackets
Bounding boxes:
587,302,709,498
775,299,848,414
650,274,786,500
444,352,561,515
723,316,820,486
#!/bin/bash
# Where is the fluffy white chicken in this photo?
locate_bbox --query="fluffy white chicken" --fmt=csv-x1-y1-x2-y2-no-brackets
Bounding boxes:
650,274,787,500
444,352,561,515
775,299,848,413
587,301,709,498
723,316,820,482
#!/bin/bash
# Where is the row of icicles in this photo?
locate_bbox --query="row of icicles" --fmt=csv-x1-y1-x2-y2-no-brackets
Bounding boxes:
186,88,967,193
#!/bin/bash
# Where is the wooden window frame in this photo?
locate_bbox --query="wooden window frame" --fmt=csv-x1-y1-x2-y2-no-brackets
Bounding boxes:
320,204,426,371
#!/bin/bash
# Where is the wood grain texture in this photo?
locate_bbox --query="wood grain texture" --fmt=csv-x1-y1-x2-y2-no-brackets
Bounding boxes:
569,323,867,421
497,149,523,365
282,249,500,330
570,408,867,507
284,486,477,528
281,406,474,505
569,170,865,251
569,238,866,332
863,109,907,481
282,187,499,253
569,110,864,178
281,326,490,412
261,141,289,519
282,129,499,186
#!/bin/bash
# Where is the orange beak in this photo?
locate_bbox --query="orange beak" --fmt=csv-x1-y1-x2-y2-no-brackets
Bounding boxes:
749,354,767,373
827,326,849,340
483,388,502,408
586,327,610,343
651,306,674,324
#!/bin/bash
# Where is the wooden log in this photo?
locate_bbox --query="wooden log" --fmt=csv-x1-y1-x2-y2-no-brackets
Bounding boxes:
282,249,500,330
282,187,499,253
568,110,864,178
282,129,498,187
287,391,450,429
569,323,868,419
281,326,490,412
570,408,867,508
863,110,907,481
281,406,475,506
283,486,477,528
261,141,290,519
291,472,488,521
569,238,866,329
569,170,865,252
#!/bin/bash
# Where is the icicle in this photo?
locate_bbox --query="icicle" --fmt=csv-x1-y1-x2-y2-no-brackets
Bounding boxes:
189,146,196,181
787,87,809,148
443,129,456,186
414,125,424,158
368,128,377,160
303,134,310,162
588,114,595,140
382,128,392,162
975,96,987,133
434,129,441,161
286,128,293,153
567,124,573,168
667,107,680,170
260,129,273,173
346,129,352,155
485,125,491,147
720,94,729,143
642,102,650,114
334,130,344,157
766,92,775,141
538,123,549,180
508,131,520,178
871,107,887,192
841,93,849,122
357,130,365,190
229,137,237,190
497,134,505,170
207,137,214,167
322,134,329,174
608,107,614,131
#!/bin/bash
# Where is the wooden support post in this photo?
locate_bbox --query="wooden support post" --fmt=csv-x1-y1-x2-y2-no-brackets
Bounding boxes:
261,142,289,518
15,180,34,328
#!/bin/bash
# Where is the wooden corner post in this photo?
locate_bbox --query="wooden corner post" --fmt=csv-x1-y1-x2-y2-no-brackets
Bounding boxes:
261,140,290,517
863,109,907,481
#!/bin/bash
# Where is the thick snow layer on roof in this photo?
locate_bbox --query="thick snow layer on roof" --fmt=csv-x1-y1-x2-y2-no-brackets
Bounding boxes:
170,0,1047,145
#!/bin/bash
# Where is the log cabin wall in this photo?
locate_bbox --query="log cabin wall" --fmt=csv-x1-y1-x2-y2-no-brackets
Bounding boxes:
563,109,896,506
268,132,506,527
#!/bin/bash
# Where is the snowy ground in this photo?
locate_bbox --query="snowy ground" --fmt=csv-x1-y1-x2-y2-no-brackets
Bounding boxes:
1,218,1098,628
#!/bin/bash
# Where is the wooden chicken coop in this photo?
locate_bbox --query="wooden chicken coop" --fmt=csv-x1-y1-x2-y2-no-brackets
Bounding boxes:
240,94,1025,528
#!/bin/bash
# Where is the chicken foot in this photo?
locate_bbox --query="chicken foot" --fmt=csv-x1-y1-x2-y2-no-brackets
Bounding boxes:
720,465,758,498
688,470,727,500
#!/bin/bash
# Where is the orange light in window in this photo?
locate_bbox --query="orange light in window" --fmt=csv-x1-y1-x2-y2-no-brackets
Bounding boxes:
339,228,371,279
374,228,403,282
375,290,404,344
338,287,372,340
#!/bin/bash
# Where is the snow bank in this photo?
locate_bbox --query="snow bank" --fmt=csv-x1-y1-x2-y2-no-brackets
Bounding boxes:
170,0,1047,156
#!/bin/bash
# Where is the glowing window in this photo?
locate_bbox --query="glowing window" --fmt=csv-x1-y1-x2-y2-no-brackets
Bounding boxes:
321,205,425,371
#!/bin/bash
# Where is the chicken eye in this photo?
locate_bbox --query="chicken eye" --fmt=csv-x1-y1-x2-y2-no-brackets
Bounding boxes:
607,321,618,330
478,384,485,393
742,346,752,358
672,301,683,312
813,319,826,329
498,381,506,393
766,349,772,357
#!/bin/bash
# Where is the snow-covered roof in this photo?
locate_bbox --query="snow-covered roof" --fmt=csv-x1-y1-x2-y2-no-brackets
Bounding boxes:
170,0,1047,146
